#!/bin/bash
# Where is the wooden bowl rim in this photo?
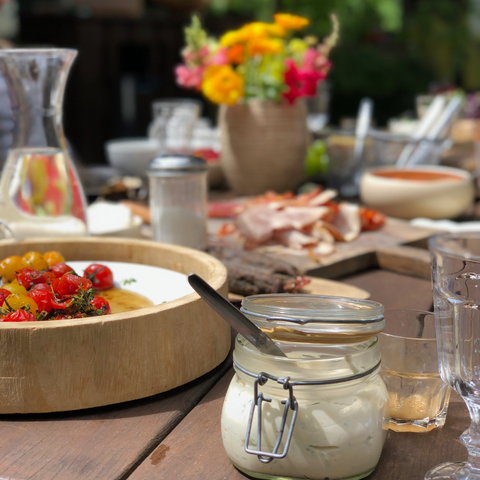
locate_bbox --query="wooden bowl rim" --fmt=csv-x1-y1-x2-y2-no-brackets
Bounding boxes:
0,237,225,330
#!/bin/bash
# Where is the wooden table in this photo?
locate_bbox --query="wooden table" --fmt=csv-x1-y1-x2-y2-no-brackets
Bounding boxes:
0,268,469,480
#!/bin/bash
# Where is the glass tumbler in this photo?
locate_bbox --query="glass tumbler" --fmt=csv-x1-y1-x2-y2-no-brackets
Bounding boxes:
428,232,480,479
379,309,451,433
147,154,208,250
148,99,201,155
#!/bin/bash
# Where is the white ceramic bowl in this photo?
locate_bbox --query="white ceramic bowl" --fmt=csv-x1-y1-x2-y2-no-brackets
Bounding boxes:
359,165,475,220
105,138,160,177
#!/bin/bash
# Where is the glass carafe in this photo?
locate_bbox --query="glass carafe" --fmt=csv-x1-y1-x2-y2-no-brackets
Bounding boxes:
0,49,88,238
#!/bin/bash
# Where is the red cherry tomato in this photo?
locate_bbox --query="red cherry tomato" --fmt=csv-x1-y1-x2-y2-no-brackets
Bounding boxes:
30,283,51,293
49,263,74,279
53,314,67,320
51,297,74,310
15,267,49,289
91,296,111,314
28,289,53,314
3,310,37,322
83,264,114,290
0,287,10,306
52,274,92,297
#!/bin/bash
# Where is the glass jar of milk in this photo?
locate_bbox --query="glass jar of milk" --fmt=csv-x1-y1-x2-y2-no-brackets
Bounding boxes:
148,154,207,250
222,294,388,480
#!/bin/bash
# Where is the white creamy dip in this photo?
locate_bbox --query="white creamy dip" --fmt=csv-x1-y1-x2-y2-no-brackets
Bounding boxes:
221,337,388,480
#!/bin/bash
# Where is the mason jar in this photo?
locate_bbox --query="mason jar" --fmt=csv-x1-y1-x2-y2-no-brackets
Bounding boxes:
221,295,388,480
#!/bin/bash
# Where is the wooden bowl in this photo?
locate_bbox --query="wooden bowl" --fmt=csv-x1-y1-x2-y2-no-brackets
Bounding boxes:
0,237,230,414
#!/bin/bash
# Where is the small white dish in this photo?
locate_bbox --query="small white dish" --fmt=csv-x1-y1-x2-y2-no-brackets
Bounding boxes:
360,165,475,220
105,137,160,177
87,201,143,238
68,261,193,305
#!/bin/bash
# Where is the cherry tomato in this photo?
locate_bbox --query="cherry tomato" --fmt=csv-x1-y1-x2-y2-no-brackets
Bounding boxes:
30,283,51,293
3,310,37,322
28,290,53,314
4,294,38,314
15,267,49,289
0,288,10,306
43,251,65,267
53,314,67,320
1,281,28,296
19,251,48,271
52,274,92,297
51,297,74,310
91,296,111,314
49,263,74,278
0,255,22,282
83,264,114,290
359,207,386,232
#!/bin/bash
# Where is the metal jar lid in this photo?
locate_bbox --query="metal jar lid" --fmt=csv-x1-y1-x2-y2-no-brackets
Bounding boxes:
241,294,385,344
147,154,208,177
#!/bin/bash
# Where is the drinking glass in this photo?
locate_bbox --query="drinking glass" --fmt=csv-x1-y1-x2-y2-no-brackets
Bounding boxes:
147,99,201,155
379,309,451,433
428,232,480,479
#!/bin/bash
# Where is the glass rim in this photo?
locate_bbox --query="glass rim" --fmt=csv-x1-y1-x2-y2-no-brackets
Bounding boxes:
381,309,436,341
429,231,480,263
0,48,77,55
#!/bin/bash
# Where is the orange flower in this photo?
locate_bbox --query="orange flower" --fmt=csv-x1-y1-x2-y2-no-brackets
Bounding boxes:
227,44,245,64
201,65,244,105
274,13,309,30
247,38,284,56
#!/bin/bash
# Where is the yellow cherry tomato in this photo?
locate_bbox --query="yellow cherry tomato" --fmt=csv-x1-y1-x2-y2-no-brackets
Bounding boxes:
0,255,23,281
4,294,38,314
1,282,28,296
43,251,65,267
20,251,48,271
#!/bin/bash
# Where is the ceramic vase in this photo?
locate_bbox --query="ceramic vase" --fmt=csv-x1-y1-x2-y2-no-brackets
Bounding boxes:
219,99,309,195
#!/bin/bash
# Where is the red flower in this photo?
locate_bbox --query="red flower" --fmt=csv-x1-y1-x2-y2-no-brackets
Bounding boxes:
283,59,326,104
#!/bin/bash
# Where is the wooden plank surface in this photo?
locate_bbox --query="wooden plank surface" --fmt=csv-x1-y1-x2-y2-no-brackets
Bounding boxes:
0,357,231,480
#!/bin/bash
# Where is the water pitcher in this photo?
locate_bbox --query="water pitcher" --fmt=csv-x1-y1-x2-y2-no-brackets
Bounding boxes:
0,49,88,238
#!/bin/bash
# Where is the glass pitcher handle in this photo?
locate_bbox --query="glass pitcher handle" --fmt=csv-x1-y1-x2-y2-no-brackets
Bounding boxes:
0,220,14,239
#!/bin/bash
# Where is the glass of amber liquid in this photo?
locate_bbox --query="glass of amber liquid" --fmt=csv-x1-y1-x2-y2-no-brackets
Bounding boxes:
379,309,451,433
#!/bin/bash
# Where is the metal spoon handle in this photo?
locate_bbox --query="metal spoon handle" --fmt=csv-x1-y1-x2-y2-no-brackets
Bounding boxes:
188,274,287,357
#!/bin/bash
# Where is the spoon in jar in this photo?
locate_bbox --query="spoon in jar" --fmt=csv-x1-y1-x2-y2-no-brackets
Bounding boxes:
188,274,287,357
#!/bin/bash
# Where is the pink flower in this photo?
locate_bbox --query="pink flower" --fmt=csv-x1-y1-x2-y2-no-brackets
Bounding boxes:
207,47,229,66
175,64,204,90
183,45,210,65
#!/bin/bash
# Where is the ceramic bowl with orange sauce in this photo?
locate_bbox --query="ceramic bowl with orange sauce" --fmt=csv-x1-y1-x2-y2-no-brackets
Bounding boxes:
360,165,475,220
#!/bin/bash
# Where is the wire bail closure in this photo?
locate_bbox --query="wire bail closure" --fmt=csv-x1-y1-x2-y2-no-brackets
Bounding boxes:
244,372,298,463
235,358,382,464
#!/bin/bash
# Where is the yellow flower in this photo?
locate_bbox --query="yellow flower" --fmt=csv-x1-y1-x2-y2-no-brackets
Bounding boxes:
288,38,308,55
220,22,285,47
247,38,284,56
201,65,244,105
274,13,309,30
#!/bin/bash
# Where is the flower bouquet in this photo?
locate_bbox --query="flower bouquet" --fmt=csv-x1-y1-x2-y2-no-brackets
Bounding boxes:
176,13,339,194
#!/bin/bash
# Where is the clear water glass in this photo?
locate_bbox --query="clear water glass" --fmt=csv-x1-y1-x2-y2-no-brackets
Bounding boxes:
428,233,480,479
379,309,451,433
148,99,201,155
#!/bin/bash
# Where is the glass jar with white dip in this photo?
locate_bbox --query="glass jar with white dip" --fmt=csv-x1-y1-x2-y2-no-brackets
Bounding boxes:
221,294,388,480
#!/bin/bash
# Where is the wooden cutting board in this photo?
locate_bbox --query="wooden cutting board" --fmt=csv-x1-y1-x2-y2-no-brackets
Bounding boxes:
229,275,369,301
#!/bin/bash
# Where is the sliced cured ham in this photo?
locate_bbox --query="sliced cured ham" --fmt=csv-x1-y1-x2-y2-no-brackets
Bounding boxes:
235,205,275,243
325,203,361,242
274,230,319,250
308,189,338,206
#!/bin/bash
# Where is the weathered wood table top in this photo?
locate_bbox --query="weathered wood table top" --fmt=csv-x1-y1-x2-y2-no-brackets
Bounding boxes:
0,269,468,480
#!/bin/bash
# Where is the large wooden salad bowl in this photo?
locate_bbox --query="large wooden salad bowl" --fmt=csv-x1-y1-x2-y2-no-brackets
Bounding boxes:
0,237,230,413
